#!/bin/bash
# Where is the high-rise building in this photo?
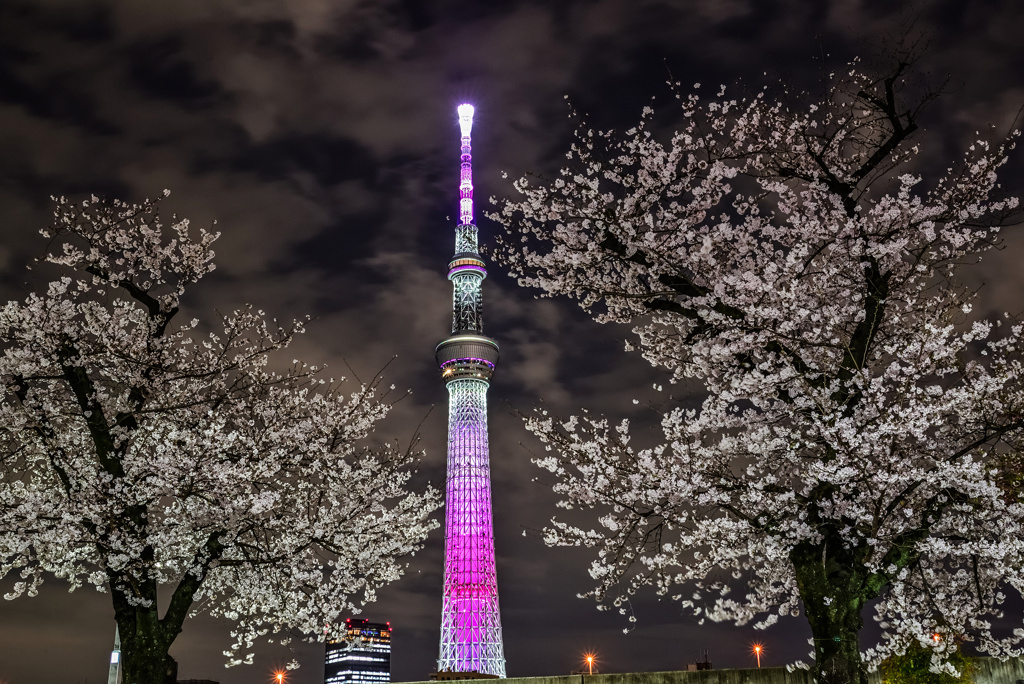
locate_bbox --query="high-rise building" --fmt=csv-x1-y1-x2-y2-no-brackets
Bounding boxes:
324,618,392,684
107,625,121,684
434,104,506,679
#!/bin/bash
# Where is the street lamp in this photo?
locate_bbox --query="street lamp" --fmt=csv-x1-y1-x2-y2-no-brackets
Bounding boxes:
581,652,597,675
752,643,763,668
274,671,285,684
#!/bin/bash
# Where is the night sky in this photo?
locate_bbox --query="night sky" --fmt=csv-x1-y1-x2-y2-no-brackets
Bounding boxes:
2,2,1024,683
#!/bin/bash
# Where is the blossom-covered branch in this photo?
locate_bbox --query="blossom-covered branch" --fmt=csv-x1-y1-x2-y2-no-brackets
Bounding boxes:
0,192,440,684
493,58,1024,684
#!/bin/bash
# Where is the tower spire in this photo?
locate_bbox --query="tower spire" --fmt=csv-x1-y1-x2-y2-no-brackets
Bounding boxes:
458,104,474,228
435,104,507,678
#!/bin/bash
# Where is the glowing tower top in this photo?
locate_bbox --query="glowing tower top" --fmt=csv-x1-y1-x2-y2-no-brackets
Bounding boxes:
457,104,474,226
434,104,506,678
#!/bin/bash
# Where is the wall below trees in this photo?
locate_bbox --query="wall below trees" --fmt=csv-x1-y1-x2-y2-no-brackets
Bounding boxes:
969,656,1024,683
410,659,1024,684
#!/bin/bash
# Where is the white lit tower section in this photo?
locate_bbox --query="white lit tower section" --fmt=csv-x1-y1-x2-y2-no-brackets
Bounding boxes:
434,104,506,678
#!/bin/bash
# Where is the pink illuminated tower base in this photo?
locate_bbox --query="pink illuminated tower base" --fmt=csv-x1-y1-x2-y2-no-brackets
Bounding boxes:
434,104,506,678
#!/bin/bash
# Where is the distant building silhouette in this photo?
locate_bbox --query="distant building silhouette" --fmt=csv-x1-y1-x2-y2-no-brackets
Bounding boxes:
686,650,712,672
325,618,391,684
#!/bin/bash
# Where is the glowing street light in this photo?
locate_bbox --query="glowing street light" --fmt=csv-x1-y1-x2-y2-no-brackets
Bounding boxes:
582,652,597,675
752,643,763,668
273,671,285,684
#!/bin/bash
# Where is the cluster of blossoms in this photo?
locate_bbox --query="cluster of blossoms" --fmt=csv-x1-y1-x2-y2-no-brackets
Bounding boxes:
492,61,1024,680
0,192,439,679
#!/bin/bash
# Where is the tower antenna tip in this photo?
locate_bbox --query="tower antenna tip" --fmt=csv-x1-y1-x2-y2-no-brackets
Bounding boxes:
457,104,474,137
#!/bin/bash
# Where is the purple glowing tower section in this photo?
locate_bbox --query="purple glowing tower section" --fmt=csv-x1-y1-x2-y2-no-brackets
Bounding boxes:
435,104,506,678
458,104,474,226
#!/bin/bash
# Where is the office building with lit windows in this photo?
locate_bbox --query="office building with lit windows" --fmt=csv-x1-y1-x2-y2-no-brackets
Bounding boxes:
324,618,392,684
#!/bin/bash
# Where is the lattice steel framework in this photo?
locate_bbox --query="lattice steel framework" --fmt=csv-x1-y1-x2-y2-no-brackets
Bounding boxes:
434,104,506,678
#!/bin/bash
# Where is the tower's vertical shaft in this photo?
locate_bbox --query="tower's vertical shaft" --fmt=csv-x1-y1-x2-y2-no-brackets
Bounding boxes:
435,104,506,678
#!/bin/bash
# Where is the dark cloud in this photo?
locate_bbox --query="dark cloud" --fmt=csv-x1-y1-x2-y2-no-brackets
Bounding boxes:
2,1,1024,683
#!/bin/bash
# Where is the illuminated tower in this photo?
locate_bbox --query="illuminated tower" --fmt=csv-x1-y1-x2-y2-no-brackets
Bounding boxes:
435,104,506,678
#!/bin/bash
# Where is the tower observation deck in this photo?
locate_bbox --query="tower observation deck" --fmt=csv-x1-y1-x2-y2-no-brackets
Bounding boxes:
435,104,506,678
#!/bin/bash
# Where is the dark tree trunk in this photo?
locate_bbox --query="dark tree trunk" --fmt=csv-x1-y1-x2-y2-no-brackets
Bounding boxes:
107,534,222,684
110,566,196,684
115,605,179,684
791,536,876,684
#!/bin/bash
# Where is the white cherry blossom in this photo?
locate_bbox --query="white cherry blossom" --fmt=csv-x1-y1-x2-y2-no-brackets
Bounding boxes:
493,60,1024,684
0,192,440,684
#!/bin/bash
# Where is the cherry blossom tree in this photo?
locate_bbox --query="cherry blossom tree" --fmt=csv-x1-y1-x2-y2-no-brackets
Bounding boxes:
493,59,1024,684
0,192,440,684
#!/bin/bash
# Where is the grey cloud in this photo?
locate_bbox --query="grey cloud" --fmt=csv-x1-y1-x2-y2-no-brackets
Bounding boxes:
3,1,1024,682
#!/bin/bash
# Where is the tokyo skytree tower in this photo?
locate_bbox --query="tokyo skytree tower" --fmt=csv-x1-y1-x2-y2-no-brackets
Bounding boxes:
434,104,506,678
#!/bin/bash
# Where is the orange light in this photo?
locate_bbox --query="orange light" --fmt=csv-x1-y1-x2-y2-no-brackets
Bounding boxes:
273,671,285,684
582,652,597,675
933,633,942,643
752,643,764,668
